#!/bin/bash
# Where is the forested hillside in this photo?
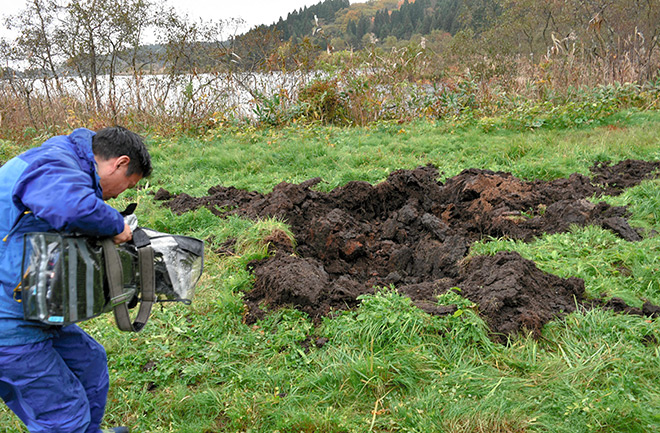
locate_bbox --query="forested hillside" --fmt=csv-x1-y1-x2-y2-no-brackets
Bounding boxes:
265,0,465,44
238,0,658,72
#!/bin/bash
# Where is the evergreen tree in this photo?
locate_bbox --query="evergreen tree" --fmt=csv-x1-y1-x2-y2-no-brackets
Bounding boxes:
347,19,357,37
357,15,371,40
374,9,390,39
434,0,461,34
421,14,433,35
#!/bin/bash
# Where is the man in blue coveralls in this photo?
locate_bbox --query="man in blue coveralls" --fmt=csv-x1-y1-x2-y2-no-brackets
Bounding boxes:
0,126,152,433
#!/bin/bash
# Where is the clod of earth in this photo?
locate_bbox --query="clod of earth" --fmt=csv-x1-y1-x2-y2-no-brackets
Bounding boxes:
157,159,660,341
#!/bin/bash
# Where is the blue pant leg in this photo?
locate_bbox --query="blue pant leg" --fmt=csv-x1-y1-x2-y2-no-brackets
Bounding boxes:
52,325,109,433
0,338,92,433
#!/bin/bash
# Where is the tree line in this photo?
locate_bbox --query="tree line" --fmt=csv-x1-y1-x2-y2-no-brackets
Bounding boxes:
242,0,659,82
4,0,659,82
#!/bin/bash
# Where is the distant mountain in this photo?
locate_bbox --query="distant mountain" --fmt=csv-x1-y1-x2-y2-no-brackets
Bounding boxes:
237,0,474,49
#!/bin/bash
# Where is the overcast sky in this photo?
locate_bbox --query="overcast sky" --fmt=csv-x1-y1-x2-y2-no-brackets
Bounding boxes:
1,0,369,39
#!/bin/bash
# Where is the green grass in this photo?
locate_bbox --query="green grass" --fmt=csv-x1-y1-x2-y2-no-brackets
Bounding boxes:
146,110,660,199
2,110,660,432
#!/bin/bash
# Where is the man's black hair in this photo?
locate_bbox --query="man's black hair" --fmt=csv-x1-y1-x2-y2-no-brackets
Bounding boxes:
92,126,152,177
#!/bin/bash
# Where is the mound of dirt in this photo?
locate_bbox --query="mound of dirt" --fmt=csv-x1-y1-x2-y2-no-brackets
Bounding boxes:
159,159,660,340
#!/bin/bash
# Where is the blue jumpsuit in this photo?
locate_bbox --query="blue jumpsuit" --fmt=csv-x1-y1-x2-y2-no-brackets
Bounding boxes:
0,129,126,432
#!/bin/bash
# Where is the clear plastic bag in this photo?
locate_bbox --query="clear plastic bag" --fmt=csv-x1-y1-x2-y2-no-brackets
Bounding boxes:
118,228,204,304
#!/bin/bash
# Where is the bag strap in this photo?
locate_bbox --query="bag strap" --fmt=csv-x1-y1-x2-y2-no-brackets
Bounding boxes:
101,238,155,332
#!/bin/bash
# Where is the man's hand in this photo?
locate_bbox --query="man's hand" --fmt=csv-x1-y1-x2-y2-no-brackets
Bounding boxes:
112,222,133,244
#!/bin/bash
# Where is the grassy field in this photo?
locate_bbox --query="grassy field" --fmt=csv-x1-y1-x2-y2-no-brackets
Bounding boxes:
1,110,660,432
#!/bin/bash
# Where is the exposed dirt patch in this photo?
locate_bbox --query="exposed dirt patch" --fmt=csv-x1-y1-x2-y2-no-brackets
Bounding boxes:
159,159,660,340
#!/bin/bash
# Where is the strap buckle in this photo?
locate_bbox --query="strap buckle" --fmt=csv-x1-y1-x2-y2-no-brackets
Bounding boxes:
101,238,156,332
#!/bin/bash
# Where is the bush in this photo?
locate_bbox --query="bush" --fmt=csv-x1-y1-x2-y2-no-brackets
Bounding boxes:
298,78,348,125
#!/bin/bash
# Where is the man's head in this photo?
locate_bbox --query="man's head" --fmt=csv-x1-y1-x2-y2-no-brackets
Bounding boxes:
92,126,152,200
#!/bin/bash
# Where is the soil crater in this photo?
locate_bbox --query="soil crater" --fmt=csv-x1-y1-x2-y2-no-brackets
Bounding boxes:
160,159,660,340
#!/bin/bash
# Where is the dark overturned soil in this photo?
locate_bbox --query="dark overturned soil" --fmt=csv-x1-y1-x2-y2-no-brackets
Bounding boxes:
157,159,660,340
